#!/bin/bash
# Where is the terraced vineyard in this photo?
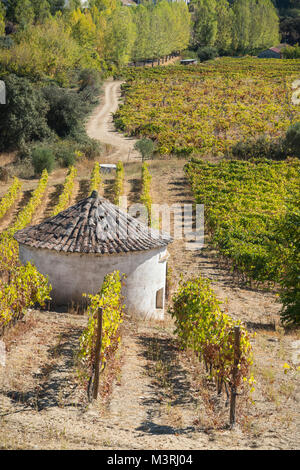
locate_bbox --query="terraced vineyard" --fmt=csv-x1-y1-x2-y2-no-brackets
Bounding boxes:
114,58,300,156
0,78,299,450
185,158,300,324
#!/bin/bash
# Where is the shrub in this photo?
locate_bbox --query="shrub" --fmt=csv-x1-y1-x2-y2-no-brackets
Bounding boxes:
284,122,300,158
197,46,218,62
113,161,124,205
78,271,124,373
0,36,14,49
282,44,300,59
51,166,77,216
0,74,51,151
230,135,286,161
31,147,56,175
56,147,77,168
42,85,84,138
78,68,102,108
16,157,35,179
70,132,102,160
90,162,102,194
0,167,9,182
140,162,152,226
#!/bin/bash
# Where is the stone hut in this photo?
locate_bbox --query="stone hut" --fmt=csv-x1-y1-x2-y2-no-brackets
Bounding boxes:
14,191,172,320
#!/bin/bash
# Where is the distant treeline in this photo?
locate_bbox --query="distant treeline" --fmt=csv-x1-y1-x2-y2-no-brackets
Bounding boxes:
190,0,280,55
0,0,190,80
0,0,296,79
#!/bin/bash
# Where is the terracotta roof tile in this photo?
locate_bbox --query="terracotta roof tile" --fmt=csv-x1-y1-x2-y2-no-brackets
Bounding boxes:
14,191,172,254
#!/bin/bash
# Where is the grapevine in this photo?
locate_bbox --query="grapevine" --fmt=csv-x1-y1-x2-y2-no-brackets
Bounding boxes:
89,162,102,195
113,161,124,206
169,275,254,396
51,166,77,216
114,58,300,156
8,169,48,235
184,158,300,324
78,271,124,377
0,169,51,331
0,177,22,220
140,162,152,226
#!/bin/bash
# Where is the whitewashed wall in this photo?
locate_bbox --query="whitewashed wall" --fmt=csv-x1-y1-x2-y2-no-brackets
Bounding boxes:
19,244,168,320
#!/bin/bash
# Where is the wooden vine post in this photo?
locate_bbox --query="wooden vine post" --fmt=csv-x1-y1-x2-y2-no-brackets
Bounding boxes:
93,307,103,401
230,325,241,428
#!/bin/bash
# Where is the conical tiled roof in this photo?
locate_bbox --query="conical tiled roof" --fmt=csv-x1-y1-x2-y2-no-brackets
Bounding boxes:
14,191,172,255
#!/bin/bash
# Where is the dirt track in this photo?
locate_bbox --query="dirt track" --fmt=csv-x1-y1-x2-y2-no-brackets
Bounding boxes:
86,80,140,162
0,80,299,450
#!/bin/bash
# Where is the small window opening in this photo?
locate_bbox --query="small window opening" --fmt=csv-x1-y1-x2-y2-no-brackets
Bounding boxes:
156,288,164,309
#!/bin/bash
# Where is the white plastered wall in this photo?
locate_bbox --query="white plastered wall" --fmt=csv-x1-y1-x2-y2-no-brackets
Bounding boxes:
19,244,168,320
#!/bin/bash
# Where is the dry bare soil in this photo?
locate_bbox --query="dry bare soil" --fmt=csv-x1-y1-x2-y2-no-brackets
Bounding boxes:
0,81,299,450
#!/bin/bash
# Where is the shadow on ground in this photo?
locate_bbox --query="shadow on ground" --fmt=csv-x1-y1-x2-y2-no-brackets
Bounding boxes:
42,184,63,220
135,334,197,435
4,327,84,412
76,179,90,202
128,178,142,204
168,178,194,205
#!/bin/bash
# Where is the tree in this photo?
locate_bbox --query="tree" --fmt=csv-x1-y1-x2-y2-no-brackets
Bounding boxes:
272,0,300,15
232,0,279,53
191,0,218,48
88,0,118,13
231,0,251,52
250,0,279,50
134,138,156,162
131,4,152,62
280,16,300,44
170,2,191,54
42,84,85,137
48,0,66,15
88,5,107,61
15,0,35,29
32,0,52,23
4,0,19,23
0,74,51,150
69,8,97,49
215,0,234,53
150,0,173,62
103,6,136,68
0,17,99,85
65,0,82,13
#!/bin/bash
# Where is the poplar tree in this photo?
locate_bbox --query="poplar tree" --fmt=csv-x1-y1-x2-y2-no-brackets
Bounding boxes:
173,2,191,53
103,6,136,68
215,0,234,54
191,0,218,48
259,0,280,48
131,5,152,62
232,0,279,53
231,0,251,53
